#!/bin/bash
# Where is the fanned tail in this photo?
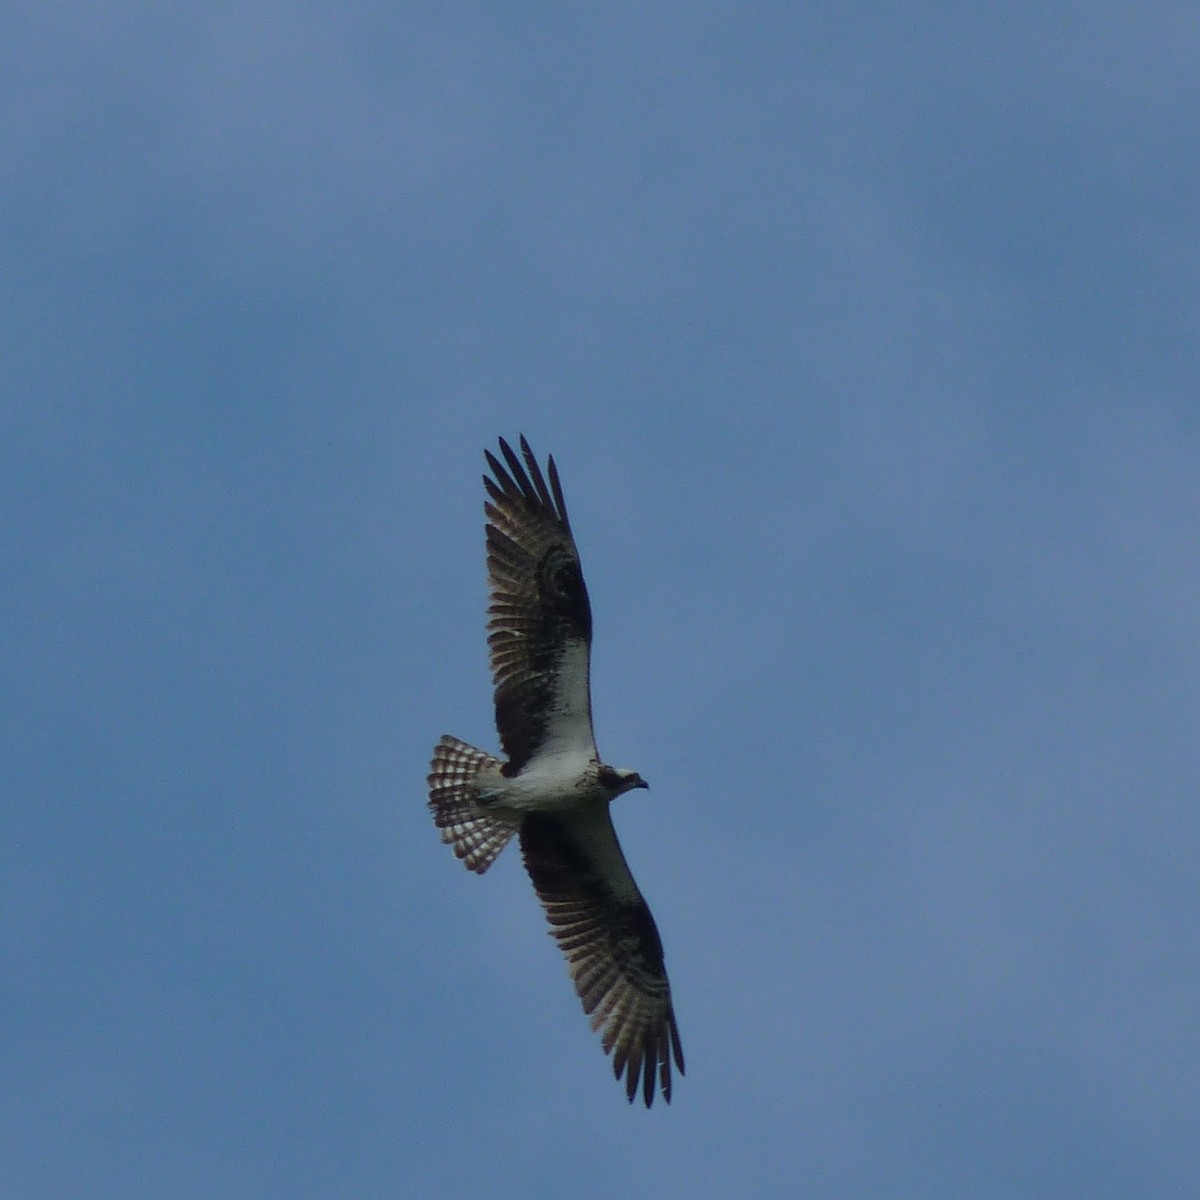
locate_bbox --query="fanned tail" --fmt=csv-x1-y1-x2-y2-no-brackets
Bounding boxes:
427,735,518,873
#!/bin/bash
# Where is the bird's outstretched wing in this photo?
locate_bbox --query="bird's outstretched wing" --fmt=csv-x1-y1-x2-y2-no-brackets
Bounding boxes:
519,809,685,1107
484,436,596,772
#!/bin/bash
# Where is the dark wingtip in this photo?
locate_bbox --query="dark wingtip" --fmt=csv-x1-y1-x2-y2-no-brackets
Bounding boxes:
483,447,513,496
485,434,570,529
614,1031,676,1108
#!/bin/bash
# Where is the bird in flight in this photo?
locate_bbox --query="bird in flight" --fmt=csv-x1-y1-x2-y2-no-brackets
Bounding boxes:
427,435,684,1106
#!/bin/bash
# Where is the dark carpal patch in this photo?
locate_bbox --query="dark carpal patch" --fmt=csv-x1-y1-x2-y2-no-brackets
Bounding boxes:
536,546,592,644
520,814,668,986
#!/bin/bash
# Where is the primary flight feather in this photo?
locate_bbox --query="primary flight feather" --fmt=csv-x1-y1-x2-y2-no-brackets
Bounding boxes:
427,435,684,1107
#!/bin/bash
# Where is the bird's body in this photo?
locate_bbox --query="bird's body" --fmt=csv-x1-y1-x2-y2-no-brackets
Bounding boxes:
479,754,629,813
426,435,683,1107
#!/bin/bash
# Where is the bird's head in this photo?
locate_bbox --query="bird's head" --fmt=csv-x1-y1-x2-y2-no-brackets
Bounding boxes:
599,765,649,797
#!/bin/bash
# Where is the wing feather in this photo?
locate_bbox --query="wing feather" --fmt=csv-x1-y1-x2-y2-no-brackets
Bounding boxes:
484,436,595,771
519,810,685,1107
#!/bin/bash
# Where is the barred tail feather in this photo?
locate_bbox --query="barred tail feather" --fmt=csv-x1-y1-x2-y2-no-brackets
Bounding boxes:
427,735,518,873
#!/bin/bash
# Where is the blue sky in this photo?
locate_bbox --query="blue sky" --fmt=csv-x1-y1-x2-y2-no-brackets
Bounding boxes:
4,4,1198,1197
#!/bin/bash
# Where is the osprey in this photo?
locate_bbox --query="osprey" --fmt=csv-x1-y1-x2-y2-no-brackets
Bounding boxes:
427,435,684,1107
